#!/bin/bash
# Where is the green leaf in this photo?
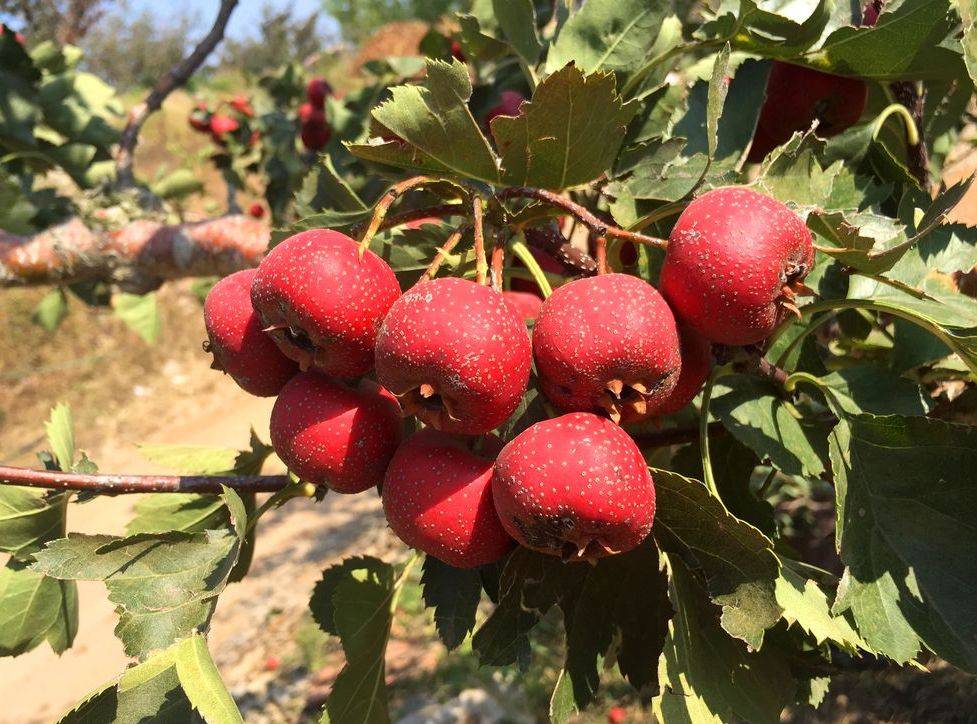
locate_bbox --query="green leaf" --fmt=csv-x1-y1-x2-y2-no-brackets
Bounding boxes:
33,287,68,331
349,59,500,184
808,209,913,274
112,292,161,344
493,0,542,68
655,555,794,724
137,445,241,475
706,45,731,160
0,486,69,559
494,65,636,190
774,560,866,650
545,0,668,76
174,633,243,723
457,14,511,63
957,0,977,88
44,402,75,471
150,169,203,200
705,0,835,58
711,374,830,478
420,556,482,650
0,559,77,656
806,0,966,81
651,468,781,649
789,365,932,416
127,495,228,536
830,414,977,672
311,557,398,724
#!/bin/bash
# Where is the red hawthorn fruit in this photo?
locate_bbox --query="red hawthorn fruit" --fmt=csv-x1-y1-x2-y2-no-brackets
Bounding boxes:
209,114,239,145
251,228,401,377
298,101,319,124
660,186,814,345
306,76,332,107
862,1,881,26
375,277,532,435
502,290,543,323
229,95,254,117
608,707,627,723
643,326,712,417
746,62,868,162
532,273,681,424
203,269,298,396
248,202,265,219
188,110,211,133
301,119,331,151
270,372,402,493
484,90,526,128
450,39,466,63
492,412,655,561
382,429,514,568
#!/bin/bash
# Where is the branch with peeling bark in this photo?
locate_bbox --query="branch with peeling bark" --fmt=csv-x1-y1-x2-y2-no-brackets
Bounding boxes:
115,0,240,189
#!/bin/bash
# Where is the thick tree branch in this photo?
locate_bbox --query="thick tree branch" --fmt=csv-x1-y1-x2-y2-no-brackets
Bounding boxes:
115,0,239,188
0,465,288,494
0,215,268,291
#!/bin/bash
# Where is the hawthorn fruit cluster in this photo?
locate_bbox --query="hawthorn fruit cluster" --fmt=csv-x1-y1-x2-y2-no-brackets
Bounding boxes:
203,185,813,567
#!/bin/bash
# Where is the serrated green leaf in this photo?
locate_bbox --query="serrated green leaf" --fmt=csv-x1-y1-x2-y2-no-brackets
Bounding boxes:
112,292,161,344
174,633,243,723
33,287,68,331
0,559,77,656
493,0,542,69
127,495,228,536
790,365,932,416
830,414,977,672
494,65,636,189
808,209,913,274
711,374,830,477
420,556,482,650
774,560,866,650
651,468,781,648
45,402,74,471
0,487,69,559
137,445,240,476
706,45,731,160
957,0,977,88
545,0,668,75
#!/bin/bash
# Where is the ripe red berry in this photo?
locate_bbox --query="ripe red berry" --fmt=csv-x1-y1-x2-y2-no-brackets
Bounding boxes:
251,229,401,377
306,77,332,107
248,202,265,219
660,186,814,345
209,113,239,137
492,412,655,561
382,429,514,568
298,102,320,124
644,326,712,417
532,274,681,424
375,277,532,435
485,90,526,127
188,108,211,133
746,62,867,162
502,290,543,323
450,39,466,63
608,707,627,723
229,95,254,117
203,270,298,397
301,119,331,151
270,373,402,493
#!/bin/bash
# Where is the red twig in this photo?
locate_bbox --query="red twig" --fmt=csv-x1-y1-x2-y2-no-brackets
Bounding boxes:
0,465,288,494
115,0,240,188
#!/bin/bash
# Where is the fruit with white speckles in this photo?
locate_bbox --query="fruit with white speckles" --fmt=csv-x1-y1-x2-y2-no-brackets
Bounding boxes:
532,274,681,424
251,229,401,377
382,429,514,568
660,186,814,346
375,277,532,435
643,326,712,417
203,269,298,396
502,289,543,322
492,412,655,561
270,372,402,493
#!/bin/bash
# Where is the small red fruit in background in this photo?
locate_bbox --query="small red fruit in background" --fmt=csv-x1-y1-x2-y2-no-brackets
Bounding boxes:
485,90,527,128
502,290,543,323
382,429,514,568
492,412,655,561
203,270,298,397
532,274,681,424
375,277,532,435
608,707,627,723
209,113,240,145
270,373,402,493
229,95,254,117
264,655,281,672
189,103,211,133
450,39,466,63
251,228,401,377
248,202,265,219
643,326,712,418
298,103,330,151
746,62,867,162
660,186,813,346
306,77,332,107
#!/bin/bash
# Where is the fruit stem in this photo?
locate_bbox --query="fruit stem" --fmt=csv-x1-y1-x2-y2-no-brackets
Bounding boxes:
357,176,446,258
420,226,468,281
699,370,721,498
594,235,608,274
490,230,506,291
873,102,920,148
510,238,553,297
353,203,466,234
473,196,489,285
495,187,667,248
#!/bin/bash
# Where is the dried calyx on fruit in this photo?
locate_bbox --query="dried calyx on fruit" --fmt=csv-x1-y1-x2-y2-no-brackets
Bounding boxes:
382,430,514,568
532,274,682,424
270,372,402,494
375,277,532,435
492,412,656,562
660,186,814,346
203,269,298,397
251,228,401,377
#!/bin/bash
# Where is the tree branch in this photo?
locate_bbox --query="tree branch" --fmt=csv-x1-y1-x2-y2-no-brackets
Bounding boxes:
115,0,239,188
0,465,288,494
890,80,931,192
0,215,268,291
